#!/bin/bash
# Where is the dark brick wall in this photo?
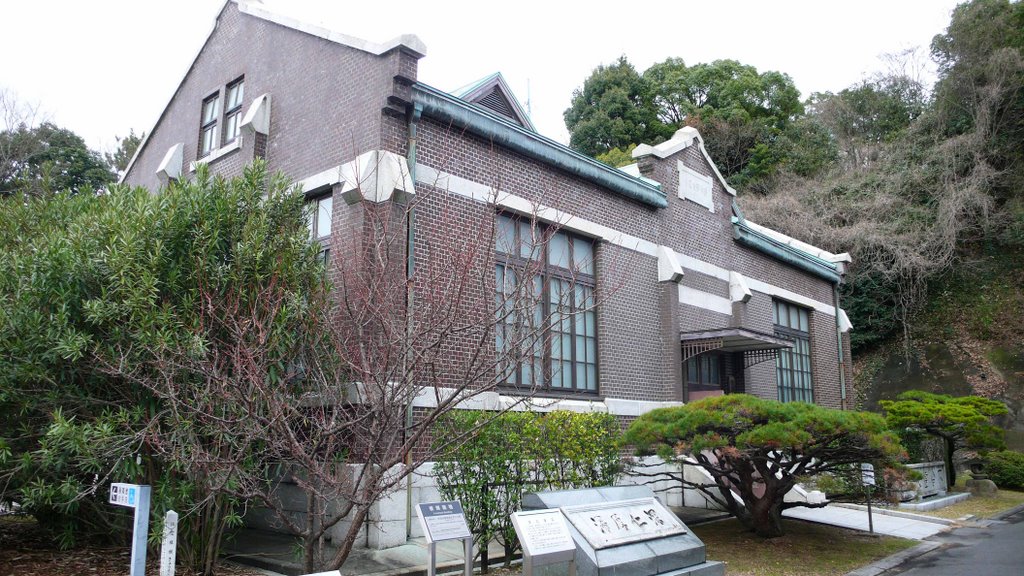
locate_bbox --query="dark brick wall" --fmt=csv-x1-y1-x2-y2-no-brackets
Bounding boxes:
123,4,853,410
124,2,414,190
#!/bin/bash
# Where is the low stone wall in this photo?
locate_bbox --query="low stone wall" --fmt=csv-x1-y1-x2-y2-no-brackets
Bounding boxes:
246,458,689,550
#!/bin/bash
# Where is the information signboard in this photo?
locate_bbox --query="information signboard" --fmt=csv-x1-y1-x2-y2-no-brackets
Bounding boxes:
416,501,471,543
511,509,576,567
110,483,142,508
108,483,151,576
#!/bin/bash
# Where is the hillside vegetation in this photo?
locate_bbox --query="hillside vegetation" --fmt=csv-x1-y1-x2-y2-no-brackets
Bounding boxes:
566,0,1024,417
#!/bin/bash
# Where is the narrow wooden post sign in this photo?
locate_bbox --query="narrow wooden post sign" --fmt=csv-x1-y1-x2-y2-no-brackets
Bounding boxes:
109,483,151,576
511,509,577,576
160,510,179,576
415,501,472,576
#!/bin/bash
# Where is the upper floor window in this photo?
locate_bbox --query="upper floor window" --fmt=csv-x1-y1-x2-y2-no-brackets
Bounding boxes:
495,213,597,393
223,78,245,144
307,193,332,263
199,93,220,157
773,299,812,403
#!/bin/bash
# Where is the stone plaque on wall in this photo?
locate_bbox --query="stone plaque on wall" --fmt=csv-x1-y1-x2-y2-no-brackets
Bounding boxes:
561,497,686,550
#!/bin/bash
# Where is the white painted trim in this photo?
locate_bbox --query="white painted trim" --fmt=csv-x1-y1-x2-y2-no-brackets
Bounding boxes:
676,252,836,317
407,385,681,416
296,150,416,205
156,143,183,184
678,286,733,316
745,278,835,316
414,164,839,317
236,0,427,57
729,271,752,303
416,164,659,257
633,127,736,196
338,150,416,204
240,93,271,136
188,136,243,172
297,162,352,193
838,308,853,333
657,246,684,283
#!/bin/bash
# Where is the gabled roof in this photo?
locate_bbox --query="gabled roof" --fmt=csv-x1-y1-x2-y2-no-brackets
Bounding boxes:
120,0,426,183
451,72,536,132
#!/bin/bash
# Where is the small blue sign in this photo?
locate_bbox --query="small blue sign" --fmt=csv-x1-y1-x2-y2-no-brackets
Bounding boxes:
128,487,136,506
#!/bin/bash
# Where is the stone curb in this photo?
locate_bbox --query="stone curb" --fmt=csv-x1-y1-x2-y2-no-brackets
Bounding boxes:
990,502,1024,521
843,541,942,576
831,503,955,525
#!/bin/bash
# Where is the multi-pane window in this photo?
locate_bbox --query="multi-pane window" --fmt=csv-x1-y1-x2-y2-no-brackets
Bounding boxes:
495,213,597,393
223,78,245,144
686,353,721,391
199,93,220,156
773,300,813,402
307,194,332,263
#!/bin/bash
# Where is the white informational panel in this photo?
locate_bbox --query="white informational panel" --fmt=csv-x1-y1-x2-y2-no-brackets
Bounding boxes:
511,509,577,567
109,483,142,508
416,501,472,543
862,463,876,486
416,501,472,576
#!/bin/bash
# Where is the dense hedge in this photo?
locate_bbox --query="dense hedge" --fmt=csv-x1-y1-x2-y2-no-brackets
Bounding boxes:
985,450,1024,490
432,410,621,567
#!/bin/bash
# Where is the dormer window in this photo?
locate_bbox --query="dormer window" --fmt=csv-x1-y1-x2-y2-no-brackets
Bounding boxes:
223,78,245,144
199,93,220,156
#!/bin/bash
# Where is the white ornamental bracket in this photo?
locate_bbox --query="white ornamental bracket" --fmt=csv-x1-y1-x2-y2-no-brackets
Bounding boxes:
339,150,416,205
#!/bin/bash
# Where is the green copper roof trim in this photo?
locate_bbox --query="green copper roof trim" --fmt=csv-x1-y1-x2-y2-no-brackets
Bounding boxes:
732,217,842,284
451,72,502,99
412,83,667,208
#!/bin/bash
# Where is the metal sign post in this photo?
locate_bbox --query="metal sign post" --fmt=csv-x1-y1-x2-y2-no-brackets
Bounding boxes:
861,463,875,534
415,501,473,576
160,510,179,576
109,483,151,576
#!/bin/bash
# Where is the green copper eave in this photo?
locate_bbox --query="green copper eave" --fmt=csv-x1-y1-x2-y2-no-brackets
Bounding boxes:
411,83,668,209
732,217,843,284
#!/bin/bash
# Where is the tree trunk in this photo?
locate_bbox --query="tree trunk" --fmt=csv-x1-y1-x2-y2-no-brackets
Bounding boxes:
748,496,785,538
943,436,956,488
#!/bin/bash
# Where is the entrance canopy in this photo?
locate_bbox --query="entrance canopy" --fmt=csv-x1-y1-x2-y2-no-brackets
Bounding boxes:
680,328,794,368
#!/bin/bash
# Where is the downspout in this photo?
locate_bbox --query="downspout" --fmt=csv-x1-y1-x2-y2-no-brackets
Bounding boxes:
405,103,422,539
833,284,848,410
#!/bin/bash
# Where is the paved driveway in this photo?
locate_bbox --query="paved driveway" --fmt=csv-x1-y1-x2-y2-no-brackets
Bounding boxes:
888,508,1024,575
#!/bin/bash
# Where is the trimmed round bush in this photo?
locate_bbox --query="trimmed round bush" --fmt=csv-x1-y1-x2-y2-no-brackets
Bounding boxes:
985,450,1024,490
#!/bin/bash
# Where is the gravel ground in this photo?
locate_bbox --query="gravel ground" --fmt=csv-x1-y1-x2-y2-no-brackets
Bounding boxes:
0,515,264,576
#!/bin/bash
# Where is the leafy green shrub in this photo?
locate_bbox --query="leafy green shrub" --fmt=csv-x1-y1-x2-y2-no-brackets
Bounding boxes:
985,450,1024,490
432,410,621,568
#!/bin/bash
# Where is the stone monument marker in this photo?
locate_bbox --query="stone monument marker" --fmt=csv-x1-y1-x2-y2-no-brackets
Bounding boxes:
522,486,725,576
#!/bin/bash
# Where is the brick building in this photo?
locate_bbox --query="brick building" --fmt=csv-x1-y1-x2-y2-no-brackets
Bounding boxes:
122,0,855,548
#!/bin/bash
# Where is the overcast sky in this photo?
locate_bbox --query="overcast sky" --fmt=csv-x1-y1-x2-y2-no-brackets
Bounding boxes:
1,0,962,155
